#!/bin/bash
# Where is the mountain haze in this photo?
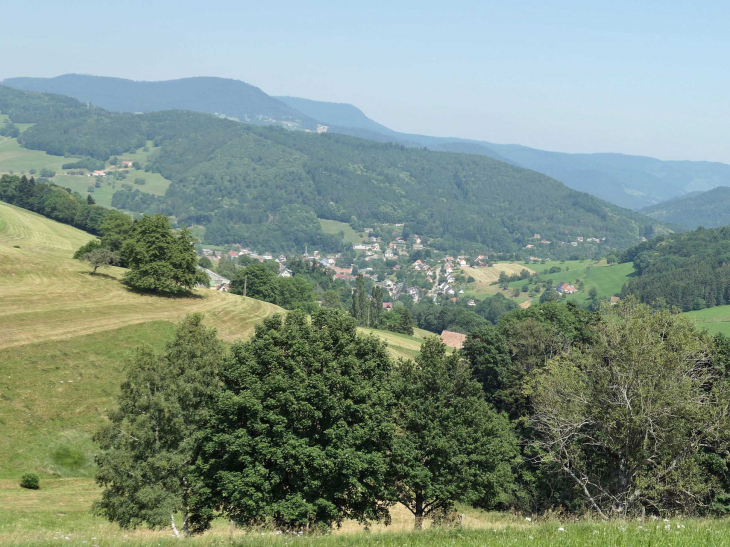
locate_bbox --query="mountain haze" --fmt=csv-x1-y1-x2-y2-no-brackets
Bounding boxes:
2,74,318,129
640,186,730,229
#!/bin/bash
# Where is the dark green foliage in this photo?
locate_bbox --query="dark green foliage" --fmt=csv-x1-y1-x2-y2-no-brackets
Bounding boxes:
190,310,395,532
409,295,518,335
379,307,414,335
0,122,19,138
198,256,213,269
94,314,224,535
20,473,40,490
390,337,520,527
122,215,208,294
620,225,730,311
530,300,730,517
228,262,319,312
62,157,106,171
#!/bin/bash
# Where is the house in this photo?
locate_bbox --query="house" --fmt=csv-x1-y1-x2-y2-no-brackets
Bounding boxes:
227,251,239,258
93,170,106,177
371,243,380,251
364,228,374,233
541,239,551,245
525,244,535,249
440,330,467,349
459,259,467,267
450,297,458,303
382,302,393,311
570,241,578,247
533,234,541,239
467,299,476,306
384,249,395,259
354,244,369,250
610,296,620,305
577,237,584,242
278,268,293,278
556,282,577,294
198,267,230,288
121,160,133,168
334,272,354,281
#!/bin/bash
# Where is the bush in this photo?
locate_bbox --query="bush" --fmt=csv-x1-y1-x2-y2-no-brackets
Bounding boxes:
20,473,40,490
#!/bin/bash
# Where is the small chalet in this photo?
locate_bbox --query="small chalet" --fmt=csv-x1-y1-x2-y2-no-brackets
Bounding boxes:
93,170,106,177
440,330,467,350
382,302,393,311
278,268,293,278
556,282,577,294
121,160,134,168
227,251,238,258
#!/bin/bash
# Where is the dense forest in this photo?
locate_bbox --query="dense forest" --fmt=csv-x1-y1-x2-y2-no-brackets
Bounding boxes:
620,225,730,311
0,85,668,254
641,186,730,229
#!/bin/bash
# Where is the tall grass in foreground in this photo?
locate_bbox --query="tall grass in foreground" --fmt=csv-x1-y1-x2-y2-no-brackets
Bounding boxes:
3,521,730,547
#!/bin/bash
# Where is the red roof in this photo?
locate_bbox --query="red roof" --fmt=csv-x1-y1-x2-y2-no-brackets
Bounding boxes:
382,302,393,309
227,251,238,257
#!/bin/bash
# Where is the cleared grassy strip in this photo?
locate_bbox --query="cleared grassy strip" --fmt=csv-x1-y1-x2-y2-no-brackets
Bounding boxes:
319,218,363,245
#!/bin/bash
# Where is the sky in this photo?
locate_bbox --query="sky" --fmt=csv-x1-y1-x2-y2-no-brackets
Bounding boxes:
1,0,729,163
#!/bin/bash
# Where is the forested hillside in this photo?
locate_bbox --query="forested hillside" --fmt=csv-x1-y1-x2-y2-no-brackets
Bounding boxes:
620,225,730,311
7,74,730,212
0,84,667,254
641,186,730,229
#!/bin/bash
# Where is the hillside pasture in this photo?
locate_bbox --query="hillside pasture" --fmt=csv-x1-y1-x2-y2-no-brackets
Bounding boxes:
0,201,279,350
685,305,730,336
506,260,633,305
462,262,534,298
320,218,363,245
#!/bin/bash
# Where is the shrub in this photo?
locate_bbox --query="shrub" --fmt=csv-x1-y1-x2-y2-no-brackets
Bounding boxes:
20,473,40,490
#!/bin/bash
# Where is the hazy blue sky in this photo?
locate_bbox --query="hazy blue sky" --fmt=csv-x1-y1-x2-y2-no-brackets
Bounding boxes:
2,1,728,162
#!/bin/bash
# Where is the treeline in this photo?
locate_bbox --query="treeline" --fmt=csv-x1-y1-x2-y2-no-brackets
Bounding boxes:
0,174,112,234
94,300,730,536
0,84,666,255
620,225,730,311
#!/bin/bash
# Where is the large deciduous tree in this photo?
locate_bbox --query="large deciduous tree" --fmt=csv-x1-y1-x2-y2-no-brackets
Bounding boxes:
93,314,224,536
122,214,208,294
390,337,520,529
530,300,730,518
190,310,395,533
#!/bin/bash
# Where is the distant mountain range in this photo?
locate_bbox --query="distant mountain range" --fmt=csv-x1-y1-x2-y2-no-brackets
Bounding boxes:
2,74,318,130
640,186,730,229
4,73,730,211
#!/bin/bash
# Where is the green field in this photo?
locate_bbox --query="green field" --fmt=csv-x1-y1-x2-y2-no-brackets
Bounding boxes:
0,116,70,175
0,119,171,205
505,260,633,305
320,218,363,245
685,305,730,336
359,326,444,360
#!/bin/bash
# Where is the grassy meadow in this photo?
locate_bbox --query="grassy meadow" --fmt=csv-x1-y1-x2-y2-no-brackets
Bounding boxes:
0,117,170,206
462,262,535,299
685,305,730,336
319,218,363,245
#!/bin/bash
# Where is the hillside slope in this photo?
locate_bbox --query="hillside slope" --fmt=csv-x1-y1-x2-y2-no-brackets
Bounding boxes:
640,186,730,229
2,74,318,129
5,74,729,211
0,200,280,349
0,85,668,256
278,96,730,210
